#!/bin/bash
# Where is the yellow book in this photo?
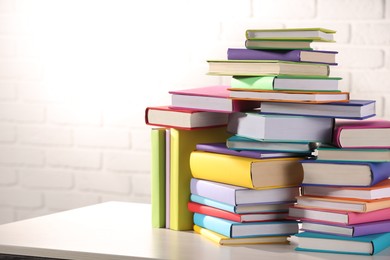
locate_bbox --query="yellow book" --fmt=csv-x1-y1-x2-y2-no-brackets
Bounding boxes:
170,127,230,231
193,225,289,245
190,150,304,189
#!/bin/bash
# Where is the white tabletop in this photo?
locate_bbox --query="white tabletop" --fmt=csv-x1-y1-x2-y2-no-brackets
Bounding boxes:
0,201,389,260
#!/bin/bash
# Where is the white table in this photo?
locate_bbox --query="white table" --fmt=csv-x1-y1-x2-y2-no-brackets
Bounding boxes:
0,201,389,259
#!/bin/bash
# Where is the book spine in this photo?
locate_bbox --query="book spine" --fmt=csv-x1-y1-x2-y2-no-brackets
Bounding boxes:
227,48,301,62
193,213,233,237
190,178,238,205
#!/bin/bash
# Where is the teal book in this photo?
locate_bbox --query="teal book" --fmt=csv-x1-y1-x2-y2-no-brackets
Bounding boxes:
193,213,298,238
292,231,390,255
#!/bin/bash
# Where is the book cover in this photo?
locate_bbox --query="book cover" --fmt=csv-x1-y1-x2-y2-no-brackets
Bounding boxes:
145,106,228,129
165,129,170,229
207,60,330,77
229,88,349,103
193,225,289,245
193,213,299,238
226,135,316,153
169,85,260,113
296,195,390,213
169,127,230,231
151,128,166,228
333,119,390,148
245,28,336,42
227,112,334,143
191,194,293,214
301,160,390,187
190,178,299,205
190,150,304,189
245,39,313,50
301,219,390,237
288,206,390,225
195,142,303,158
227,48,338,65
188,202,288,223
292,231,390,255
260,100,376,120
231,75,341,92
316,147,390,162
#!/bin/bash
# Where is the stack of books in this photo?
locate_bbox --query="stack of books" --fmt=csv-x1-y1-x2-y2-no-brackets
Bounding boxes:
288,119,390,255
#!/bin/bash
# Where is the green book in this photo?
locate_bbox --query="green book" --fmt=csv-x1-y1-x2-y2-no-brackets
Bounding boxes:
151,128,166,228
245,28,336,42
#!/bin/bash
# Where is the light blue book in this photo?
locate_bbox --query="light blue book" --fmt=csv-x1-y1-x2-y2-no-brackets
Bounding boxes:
193,213,298,238
189,194,293,214
292,231,390,255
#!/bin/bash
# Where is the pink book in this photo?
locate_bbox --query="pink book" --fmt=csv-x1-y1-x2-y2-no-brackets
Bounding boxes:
333,119,390,148
169,85,260,113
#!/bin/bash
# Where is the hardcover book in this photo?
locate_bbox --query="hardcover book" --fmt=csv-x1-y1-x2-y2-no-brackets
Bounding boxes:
301,160,390,187
193,213,299,238
193,225,289,245
245,39,313,50
333,119,390,148
227,112,334,143
291,231,390,255
190,150,304,189
231,75,341,92
259,100,376,119
169,85,260,113
207,60,330,77
190,178,299,205
145,106,228,129
315,147,390,162
245,28,336,42
227,48,338,65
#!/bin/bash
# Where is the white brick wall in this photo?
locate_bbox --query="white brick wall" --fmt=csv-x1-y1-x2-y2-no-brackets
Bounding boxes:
0,0,389,224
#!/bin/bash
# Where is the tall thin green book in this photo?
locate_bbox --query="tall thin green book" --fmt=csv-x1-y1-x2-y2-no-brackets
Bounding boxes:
151,128,166,228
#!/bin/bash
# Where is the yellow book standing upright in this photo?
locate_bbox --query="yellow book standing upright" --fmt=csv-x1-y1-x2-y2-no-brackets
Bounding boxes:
169,127,230,231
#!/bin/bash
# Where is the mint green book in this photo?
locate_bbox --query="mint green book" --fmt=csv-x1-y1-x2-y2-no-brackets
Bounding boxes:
231,76,341,92
245,28,336,42
292,231,390,255
151,128,166,228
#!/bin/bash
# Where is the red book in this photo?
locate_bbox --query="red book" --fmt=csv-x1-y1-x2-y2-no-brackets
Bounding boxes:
333,119,390,148
169,85,260,113
145,106,228,130
188,202,288,223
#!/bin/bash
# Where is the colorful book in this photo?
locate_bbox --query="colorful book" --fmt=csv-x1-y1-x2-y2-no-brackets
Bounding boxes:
290,231,390,255
227,48,338,65
231,75,341,92
207,60,330,77
301,160,390,187
333,119,390,148
288,206,390,225
302,179,390,200
296,195,390,213
188,202,288,223
226,135,317,153
245,39,313,50
245,28,336,42
316,147,390,162
145,106,228,129
189,150,304,189
193,213,299,238
229,88,349,103
191,194,293,214
195,142,304,158
193,225,289,245
151,128,166,228
190,178,299,205
227,112,334,143
169,85,260,113
169,127,230,231
165,129,170,229
260,100,376,119
301,219,390,237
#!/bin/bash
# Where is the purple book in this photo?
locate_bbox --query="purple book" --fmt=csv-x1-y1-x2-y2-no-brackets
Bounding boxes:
195,142,304,159
301,219,390,237
227,48,338,65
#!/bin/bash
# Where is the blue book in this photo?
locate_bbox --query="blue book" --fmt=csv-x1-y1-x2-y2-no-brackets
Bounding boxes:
292,231,390,255
260,100,376,119
193,213,298,238
190,194,293,214
301,160,390,187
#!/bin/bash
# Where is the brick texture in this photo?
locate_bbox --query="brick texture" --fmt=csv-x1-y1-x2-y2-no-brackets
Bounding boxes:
0,0,389,224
